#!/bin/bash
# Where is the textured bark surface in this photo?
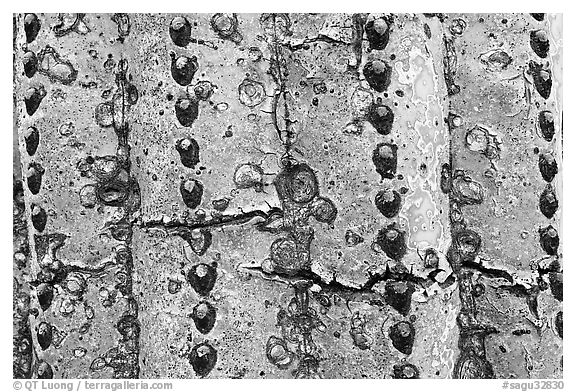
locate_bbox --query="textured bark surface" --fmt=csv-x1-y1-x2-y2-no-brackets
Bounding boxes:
13,13,562,379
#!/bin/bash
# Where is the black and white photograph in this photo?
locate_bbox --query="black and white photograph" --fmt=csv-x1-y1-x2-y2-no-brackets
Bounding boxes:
8,8,567,388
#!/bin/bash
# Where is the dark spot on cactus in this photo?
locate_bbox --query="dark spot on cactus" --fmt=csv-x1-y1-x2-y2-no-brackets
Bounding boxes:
367,103,394,135
36,283,54,311
374,189,402,218
24,85,47,116
539,225,559,256
539,152,558,182
180,178,204,209
392,363,419,379
529,61,552,99
372,142,398,180
26,162,44,195
538,110,555,142
36,360,53,379
169,16,192,47
31,204,47,232
539,185,558,219
384,280,414,316
388,321,415,355
530,30,550,58
548,272,563,302
363,59,392,92
24,13,41,43
37,322,53,350
24,126,39,156
23,50,38,78
175,137,200,168
170,52,198,86
192,301,217,334
187,263,217,296
376,223,407,261
175,96,199,127
189,342,217,377
365,15,391,51
555,311,563,338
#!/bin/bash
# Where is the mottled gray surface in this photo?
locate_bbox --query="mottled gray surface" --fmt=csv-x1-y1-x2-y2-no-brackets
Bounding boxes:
13,13,562,379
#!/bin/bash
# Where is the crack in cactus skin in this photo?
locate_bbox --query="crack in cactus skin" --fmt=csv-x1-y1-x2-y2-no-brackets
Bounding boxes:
14,13,562,379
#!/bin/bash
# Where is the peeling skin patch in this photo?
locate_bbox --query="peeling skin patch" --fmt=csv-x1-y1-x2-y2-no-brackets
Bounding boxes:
13,13,561,380
394,42,447,252
401,182,444,249
395,46,440,105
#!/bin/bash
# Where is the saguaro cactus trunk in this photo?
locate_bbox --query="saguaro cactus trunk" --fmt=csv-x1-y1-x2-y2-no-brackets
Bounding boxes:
14,13,562,379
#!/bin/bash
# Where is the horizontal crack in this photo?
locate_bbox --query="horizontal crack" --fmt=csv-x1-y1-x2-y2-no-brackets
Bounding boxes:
240,262,447,301
461,260,515,283
281,34,351,51
140,208,279,231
